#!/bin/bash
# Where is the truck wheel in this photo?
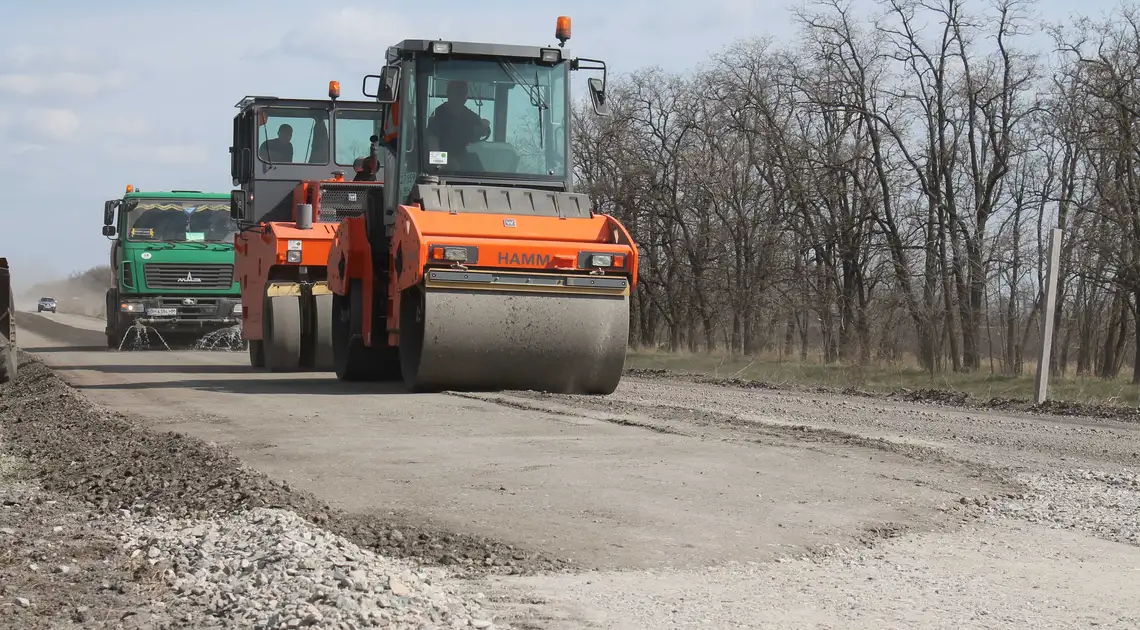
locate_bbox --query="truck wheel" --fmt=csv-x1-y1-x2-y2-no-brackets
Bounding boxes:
0,288,14,383
248,339,265,368
263,293,302,371
0,340,14,384
312,293,335,371
331,287,398,381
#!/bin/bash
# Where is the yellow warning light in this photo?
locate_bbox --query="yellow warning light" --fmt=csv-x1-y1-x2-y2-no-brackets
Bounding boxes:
556,16,571,46
126,184,134,193
329,80,341,99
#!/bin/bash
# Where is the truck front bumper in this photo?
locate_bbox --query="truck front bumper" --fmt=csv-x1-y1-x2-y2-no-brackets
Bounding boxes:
116,296,242,332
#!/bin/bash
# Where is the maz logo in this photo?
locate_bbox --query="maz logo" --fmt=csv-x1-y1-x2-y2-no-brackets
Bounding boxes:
177,272,202,283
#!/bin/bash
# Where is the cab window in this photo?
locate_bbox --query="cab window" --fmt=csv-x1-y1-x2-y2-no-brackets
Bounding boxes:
334,110,380,166
257,107,331,164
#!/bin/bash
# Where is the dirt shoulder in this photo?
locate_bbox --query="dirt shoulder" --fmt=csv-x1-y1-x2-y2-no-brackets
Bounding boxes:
626,366,1140,424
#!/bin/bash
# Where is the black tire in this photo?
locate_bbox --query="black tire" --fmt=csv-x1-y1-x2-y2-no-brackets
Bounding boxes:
248,339,265,368
311,293,335,371
0,341,14,385
0,285,15,384
398,286,431,392
332,284,399,381
263,292,302,371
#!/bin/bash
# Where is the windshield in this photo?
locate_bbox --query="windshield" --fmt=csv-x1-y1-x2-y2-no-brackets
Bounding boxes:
124,199,236,243
417,57,568,179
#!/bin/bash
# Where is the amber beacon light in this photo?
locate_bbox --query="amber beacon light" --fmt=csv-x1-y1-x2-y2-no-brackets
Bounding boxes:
555,16,571,47
329,80,341,100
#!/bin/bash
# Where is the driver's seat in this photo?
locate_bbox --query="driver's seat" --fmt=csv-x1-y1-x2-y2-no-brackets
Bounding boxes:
467,142,519,173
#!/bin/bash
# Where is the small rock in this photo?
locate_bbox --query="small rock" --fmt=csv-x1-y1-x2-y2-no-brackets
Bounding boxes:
389,577,411,597
14,597,31,608
147,546,161,559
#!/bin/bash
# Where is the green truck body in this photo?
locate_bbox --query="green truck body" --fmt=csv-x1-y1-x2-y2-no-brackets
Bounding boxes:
102,188,241,347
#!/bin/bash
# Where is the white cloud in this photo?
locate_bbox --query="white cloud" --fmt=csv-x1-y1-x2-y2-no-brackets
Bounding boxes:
24,108,81,140
268,8,416,63
105,143,209,165
0,45,111,74
0,143,46,158
98,115,154,137
0,70,127,98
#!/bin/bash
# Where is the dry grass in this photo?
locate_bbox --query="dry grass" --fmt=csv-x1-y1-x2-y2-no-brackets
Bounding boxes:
626,348,1140,407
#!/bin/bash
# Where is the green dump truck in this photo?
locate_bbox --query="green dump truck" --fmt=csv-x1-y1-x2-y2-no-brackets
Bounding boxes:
102,186,242,348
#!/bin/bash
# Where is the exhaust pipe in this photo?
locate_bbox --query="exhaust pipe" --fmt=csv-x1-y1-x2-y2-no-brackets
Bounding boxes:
296,203,313,230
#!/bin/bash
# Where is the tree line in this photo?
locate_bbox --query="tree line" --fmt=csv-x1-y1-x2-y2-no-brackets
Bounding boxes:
570,0,1140,382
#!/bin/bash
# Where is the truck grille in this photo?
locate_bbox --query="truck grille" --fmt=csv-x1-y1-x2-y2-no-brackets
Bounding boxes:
317,183,374,222
143,263,234,290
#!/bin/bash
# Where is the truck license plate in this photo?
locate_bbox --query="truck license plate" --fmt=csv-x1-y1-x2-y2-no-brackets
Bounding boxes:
146,308,177,317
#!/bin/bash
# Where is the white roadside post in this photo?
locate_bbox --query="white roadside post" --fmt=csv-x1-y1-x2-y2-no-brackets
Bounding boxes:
1035,228,1063,404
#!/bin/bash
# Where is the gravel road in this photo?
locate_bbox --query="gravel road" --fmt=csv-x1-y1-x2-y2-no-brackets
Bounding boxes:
6,311,1140,628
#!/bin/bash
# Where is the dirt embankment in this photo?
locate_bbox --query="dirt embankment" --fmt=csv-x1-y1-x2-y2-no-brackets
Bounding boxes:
0,352,517,628
20,267,109,318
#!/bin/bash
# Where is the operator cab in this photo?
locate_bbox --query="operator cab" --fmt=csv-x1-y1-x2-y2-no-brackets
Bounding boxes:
229,84,385,225
364,17,610,228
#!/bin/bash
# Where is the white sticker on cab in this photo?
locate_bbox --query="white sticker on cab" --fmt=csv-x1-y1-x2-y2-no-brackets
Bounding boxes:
429,151,448,165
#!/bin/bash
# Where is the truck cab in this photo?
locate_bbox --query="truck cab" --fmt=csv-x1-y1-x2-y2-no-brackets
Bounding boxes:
101,187,242,348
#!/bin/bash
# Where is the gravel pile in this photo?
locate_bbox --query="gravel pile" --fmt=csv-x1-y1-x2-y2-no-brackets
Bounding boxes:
984,468,1140,547
0,352,570,577
0,443,177,628
120,508,501,629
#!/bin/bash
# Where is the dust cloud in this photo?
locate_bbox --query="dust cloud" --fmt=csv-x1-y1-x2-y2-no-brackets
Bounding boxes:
19,266,109,318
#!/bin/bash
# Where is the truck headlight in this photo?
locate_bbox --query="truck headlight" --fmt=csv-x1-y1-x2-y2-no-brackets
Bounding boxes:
233,303,243,315
119,302,144,313
286,250,302,263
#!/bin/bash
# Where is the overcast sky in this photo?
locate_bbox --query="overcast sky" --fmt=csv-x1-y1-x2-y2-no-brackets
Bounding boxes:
0,0,1114,291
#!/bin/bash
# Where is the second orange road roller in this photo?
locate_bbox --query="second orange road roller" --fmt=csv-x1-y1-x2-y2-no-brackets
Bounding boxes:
229,17,638,394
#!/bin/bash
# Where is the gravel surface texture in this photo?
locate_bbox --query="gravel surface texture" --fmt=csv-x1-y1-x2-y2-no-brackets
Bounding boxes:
492,378,1140,475
0,353,514,628
982,468,1140,547
0,352,569,578
0,448,167,629
119,508,502,628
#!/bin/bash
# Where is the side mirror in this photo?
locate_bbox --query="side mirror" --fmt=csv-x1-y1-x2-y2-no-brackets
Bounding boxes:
230,189,250,222
587,78,610,116
363,66,400,103
102,225,116,237
103,199,116,226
